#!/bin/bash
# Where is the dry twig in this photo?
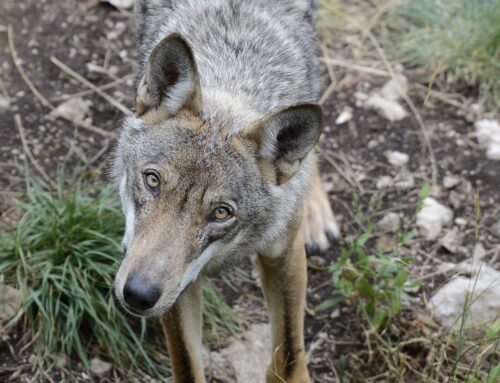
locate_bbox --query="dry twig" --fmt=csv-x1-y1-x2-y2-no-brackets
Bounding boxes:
14,114,57,190
317,147,358,191
8,25,54,109
74,140,111,181
320,57,391,78
363,30,439,187
50,56,132,116
8,25,116,138
51,75,132,102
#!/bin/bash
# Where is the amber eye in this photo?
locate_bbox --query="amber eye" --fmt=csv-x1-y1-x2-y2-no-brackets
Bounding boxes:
144,171,160,195
211,206,232,222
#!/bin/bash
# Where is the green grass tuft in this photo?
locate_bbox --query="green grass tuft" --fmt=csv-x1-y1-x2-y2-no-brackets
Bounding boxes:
387,0,500,107
0,174,166,378
318,0,346,41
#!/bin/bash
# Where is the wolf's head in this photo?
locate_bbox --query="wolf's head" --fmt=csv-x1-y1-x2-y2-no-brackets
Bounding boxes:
113,34,323,316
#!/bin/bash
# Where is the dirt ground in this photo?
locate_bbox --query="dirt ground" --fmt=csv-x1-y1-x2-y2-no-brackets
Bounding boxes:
0,0,499,382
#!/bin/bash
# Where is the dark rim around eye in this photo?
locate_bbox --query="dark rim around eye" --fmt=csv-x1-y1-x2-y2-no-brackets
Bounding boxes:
143,170,161,195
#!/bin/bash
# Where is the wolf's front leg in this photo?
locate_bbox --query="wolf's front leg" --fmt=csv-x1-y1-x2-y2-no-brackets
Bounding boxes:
302,160,340,254
258,232,311,383
161,280,206,383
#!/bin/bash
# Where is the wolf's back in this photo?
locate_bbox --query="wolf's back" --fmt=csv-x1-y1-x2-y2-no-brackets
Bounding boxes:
134,0,320,122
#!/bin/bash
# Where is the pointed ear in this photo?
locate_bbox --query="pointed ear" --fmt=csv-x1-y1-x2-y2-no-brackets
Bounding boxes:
244,104,323,183
136,34,201,118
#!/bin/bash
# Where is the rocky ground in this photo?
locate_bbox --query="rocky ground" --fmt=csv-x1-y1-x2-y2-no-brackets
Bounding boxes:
0,0,499,382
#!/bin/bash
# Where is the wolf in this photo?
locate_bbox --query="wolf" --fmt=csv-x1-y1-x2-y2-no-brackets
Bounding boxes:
112,1,339,382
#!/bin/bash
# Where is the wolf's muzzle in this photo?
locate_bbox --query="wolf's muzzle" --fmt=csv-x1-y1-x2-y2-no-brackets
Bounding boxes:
123,275,161,311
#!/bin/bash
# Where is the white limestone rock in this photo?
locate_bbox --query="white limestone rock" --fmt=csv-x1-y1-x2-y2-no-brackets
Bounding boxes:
416,197,453,241
428,262,500,329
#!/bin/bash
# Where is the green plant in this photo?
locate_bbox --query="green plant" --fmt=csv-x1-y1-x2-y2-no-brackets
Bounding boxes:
386,0,500,107
0,172,239,379
317,0,346,41
317,186,427,330
318,222,415,330
203,279,241,343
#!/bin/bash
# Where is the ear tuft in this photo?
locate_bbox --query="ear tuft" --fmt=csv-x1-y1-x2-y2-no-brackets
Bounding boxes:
244,104,323,182
137,34,200,118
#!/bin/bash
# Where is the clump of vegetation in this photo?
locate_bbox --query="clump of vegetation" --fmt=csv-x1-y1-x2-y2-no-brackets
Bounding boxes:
317,0,346,40
387,0,500,107
317,184,500,381
0,173,239,379
318,223,415,330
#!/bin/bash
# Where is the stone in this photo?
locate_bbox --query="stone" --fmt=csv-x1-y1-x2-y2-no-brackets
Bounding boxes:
206,324,270,383
0,95,11,111
49,97,91,123
335,107,353,125
90,357,112,377
364,75,409,122
0,284,21,322
384,150,409,167
104,0,133,9
376,212,400,233
475,119,500,160
428,262,500,329
473,242,486,260
393,171,415,189
443,175,461,189
440,227,461,254
365,95,408,122
376,176,393,189
416,197,453,241
380,74,409,101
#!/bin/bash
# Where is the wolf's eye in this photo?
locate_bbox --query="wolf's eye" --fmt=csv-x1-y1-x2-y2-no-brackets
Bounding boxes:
210,206,232,222
143,171,161,196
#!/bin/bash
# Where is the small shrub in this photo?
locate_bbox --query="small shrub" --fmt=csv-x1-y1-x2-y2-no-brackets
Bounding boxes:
318,222,416,330
317,187,426,330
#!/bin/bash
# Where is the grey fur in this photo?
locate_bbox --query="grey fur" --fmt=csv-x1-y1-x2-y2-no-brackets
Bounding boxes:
112,0,324,316
134,0,320,120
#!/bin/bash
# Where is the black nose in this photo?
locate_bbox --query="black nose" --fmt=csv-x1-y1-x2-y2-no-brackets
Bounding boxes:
123,275,161,311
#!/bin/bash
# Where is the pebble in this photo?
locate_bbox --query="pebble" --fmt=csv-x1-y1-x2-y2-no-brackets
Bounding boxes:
376,212,400,233
443,175,461,189
384,150,409,167
90,357,112,377
376,176,393,189
440,227,461,254
364,75,409,122
335,107,353,125
0,95,11,111
416,197,453,241
475,119,500,160
428,262,500,329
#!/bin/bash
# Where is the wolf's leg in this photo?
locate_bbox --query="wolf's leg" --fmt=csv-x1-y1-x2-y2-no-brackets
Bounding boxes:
301,161,340,254
258,232,311,383
161,280,206,383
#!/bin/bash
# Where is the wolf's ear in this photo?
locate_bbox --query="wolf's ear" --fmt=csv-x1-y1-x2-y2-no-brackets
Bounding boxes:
136,34,201,118
244,104,323,183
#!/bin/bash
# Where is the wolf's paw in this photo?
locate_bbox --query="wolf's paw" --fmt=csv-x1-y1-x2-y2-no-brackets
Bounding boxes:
301,179,340,255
